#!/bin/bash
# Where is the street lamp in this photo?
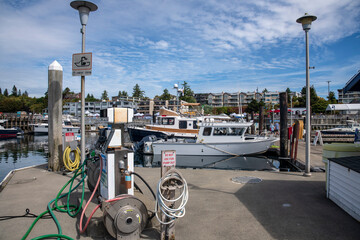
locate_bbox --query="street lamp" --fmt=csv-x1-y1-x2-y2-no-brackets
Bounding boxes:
326,80,331,96
71,1,98,164
297,13,317,177
238,92,243,115
173,83,179,112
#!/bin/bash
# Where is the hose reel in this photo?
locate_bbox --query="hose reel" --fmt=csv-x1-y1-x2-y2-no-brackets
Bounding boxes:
103,196,148,239
86,158,100,192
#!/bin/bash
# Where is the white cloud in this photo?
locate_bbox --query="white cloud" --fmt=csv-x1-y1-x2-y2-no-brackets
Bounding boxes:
0,0,359,99
153,40,169,50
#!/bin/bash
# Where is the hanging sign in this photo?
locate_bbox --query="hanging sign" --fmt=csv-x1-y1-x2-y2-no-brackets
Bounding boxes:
161,150,176,167
72,52,92,76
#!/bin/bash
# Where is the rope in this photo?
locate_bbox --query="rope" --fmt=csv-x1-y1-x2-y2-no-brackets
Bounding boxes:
200,142,239,156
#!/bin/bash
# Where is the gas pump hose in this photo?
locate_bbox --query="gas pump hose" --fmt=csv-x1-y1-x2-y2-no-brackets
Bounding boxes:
22,159,88,240
63,146,81,171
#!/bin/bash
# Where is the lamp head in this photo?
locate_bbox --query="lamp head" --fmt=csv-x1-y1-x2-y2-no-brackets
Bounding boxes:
71,1,98,25
173,84,178,89
296,13,317,31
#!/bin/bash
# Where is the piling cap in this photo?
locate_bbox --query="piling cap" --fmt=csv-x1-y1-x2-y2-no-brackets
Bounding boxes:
49,60,63,71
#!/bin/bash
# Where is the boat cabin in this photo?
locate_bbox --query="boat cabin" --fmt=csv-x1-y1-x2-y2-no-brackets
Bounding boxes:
196,122,253,143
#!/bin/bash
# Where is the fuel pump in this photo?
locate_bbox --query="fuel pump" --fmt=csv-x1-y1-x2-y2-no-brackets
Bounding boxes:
91,108,149,239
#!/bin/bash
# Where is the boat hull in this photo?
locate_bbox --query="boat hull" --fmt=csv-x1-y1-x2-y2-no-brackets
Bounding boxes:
0,129,18,139
128,127,169,142
34,126,80,135
152,138,277,156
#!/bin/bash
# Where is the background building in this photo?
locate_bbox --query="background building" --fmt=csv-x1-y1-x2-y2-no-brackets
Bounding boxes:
195,91,274,108
338,70,360,103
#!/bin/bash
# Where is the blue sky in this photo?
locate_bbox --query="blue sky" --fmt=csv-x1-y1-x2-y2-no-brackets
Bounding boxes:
0,0,359,99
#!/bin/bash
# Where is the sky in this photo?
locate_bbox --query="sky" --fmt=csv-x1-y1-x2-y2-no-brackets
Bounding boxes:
0,0,359,99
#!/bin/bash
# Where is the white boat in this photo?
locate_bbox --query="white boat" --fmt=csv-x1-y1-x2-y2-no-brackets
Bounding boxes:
32,119,80,135
128,108,235,142
149,121,278,156
321,120,360,135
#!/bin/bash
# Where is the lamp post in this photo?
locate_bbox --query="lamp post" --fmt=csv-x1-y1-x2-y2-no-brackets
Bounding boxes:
326,80,331,96
173,83,179,112
238,92,243,115
297,13,317,177
71,1,98,164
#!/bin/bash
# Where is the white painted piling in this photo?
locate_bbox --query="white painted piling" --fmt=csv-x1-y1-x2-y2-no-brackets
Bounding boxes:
48,60,63,171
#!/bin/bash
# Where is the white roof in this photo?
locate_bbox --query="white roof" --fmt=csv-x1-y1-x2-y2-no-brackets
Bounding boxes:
326,104,360,111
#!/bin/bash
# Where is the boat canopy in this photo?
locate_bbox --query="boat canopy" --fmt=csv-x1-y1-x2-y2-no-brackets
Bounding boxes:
326,104,360,111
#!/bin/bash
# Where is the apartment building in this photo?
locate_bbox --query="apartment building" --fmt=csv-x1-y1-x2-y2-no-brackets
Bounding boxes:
136,98,183,115
195,91,267,108
63,100,137,116
263,91,280,105
338,89,360,103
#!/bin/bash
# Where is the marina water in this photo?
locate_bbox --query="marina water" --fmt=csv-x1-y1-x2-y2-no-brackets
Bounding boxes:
1,135,287,182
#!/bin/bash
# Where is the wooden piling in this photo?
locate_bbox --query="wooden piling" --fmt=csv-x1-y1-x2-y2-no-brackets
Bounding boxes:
279,92,288,158
48,60,63,171
251,111,255,134
259,106,264,134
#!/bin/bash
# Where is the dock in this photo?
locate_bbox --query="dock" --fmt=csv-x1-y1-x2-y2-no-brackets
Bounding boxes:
0,162,359,239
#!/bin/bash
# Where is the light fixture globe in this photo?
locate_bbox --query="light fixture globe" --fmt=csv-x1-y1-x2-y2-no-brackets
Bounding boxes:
174,84,178,89
71,1,98,25
296,13,317,31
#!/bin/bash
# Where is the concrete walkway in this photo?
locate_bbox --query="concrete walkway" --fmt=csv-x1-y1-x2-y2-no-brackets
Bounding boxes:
294,140,325,170
0,165,359,239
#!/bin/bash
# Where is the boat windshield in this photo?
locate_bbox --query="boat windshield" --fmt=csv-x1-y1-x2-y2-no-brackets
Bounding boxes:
213,127,245,136
161,118,175,125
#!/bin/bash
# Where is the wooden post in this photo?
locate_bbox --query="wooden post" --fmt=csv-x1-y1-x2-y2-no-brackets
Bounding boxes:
161,150,176,240
259,106,264,134
48,60,63,171
251,111,255,134
279,92,288,158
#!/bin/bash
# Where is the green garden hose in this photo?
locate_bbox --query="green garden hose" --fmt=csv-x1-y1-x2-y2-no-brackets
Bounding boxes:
22,157,93,240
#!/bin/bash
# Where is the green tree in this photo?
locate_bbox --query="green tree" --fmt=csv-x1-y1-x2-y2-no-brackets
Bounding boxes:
286,88,292,103
245,99,260,113
18,89,21,96
11,85,17,97
298,86,318,108
62,87,72,99
262,88,268,93
132,84,145,98
4,89,9,97
101,90,109,100
203,105,213,115
118,90,128,97
159,88,172,100
327,91,337,104
86,93,98,102
23,91,28,97
312,97,328,113
179,81,196,103
244,100,265,114
0,88,2,95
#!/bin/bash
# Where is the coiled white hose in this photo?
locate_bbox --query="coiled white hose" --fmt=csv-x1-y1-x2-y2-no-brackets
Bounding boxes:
155,169,189,225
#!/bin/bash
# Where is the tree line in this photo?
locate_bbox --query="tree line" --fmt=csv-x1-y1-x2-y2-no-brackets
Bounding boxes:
0,83,337,115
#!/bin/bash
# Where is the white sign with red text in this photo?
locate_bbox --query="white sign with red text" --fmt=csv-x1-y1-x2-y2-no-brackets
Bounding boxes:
161,150,176,167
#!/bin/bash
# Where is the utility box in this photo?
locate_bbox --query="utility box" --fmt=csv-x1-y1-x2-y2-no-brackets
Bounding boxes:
100,107,133,124
100,149,134,200
327,156,360,221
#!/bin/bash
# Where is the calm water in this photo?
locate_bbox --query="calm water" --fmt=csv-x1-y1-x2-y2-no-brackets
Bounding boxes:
0,134,99,182
0,136,48,181
1,134,289,182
